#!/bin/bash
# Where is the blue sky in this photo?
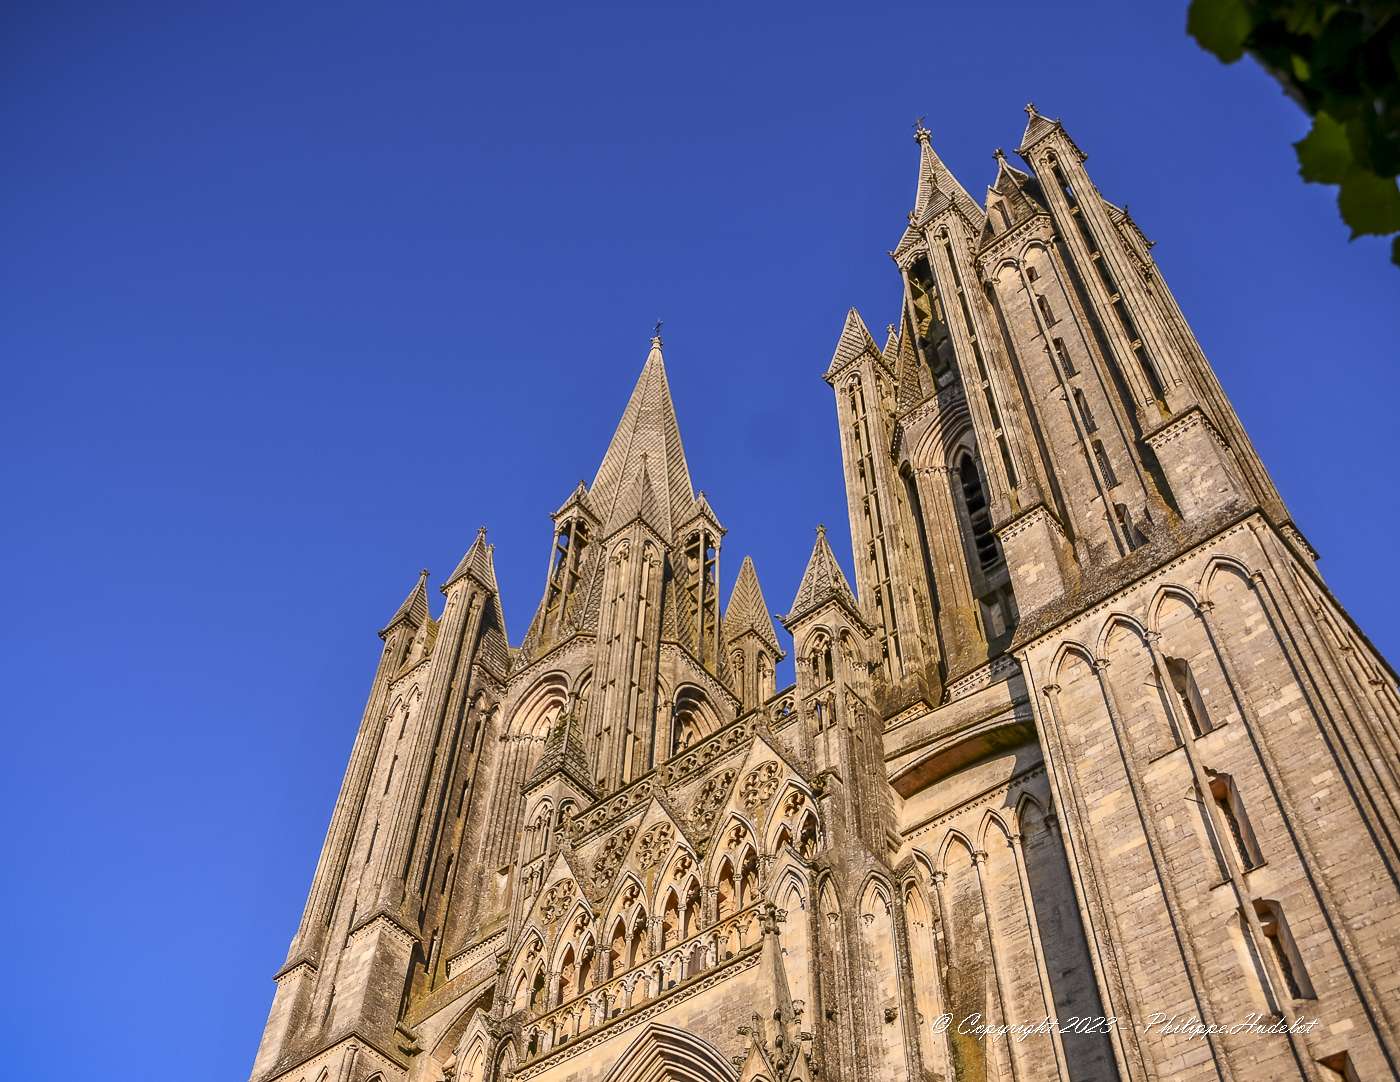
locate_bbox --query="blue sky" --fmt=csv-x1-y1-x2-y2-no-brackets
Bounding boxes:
2,2,1397,1078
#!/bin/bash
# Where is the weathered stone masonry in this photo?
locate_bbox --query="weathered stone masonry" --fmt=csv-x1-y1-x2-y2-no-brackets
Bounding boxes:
248,107,1400,1082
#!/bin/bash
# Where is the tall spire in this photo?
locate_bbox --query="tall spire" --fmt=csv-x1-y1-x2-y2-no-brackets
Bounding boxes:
443,526,497,593
1019,101,1060,153
823,307,884,382
589,334,695,540
909,118,982,225
723,556,785,658
379,568,430,639
785,525,862,627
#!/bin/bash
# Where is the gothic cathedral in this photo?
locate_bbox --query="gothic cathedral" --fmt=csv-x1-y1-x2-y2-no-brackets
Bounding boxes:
249,109,1400,1082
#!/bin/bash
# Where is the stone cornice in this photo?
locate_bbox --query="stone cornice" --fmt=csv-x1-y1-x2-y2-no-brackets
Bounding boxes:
446,927,509,983
1142,404,1227,454
1009,509,1258,654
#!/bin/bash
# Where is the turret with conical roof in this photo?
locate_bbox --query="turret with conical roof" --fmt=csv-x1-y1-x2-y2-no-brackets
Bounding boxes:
722,555,784,712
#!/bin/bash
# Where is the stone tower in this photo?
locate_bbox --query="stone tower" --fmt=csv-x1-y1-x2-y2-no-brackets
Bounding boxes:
249,109,1400,1082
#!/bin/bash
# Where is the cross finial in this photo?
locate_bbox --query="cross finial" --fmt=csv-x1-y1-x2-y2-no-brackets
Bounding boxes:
652,319,664,344
913,116,930,143
1024,101,1037,116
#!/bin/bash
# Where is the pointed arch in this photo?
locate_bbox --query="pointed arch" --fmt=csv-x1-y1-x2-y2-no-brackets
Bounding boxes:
763,781,815,848
714,857,737,920
737,844,761,908
938,829,977,872
1095,611,1148,659
1048,639,1095,685
858,872,894,915
1147,583,1201,632
977,808,1013,851
601,1023,738,1082
1014,792,1048,837
602,870,648,930
1199,553,1256,601
706,812,759,879
672,684,721,755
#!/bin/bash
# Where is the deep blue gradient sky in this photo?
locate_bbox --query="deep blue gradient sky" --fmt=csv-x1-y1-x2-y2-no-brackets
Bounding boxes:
3,3,1397,1078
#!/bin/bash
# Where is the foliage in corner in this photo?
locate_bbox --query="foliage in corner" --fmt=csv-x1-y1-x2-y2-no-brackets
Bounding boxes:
1188,0,1400,266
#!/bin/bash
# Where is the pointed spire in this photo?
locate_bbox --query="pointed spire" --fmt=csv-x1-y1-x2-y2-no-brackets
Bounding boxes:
1018,100,1061,153
444,526,499,593
908,118,982,225
553,479,596,522
589,335,695,539
723,556,785,658
823,307,884,381
379,568,430,639
785,525,861,627
679,489,725,539
882,322,899,360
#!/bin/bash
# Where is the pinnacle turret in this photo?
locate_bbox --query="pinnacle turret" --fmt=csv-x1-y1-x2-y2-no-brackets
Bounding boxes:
784,525,862,628
908,119,983,226
379,568,430,639
823,307,885,383
444,526,497,593
722,556,785,659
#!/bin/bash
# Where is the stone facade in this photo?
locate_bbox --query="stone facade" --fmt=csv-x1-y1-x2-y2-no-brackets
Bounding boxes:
248,108,1400,1082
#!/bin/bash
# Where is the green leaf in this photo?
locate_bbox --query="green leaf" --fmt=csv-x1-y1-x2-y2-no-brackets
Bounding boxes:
1188,0,1254,63
1338,168,1400,238
1295,112,1354,183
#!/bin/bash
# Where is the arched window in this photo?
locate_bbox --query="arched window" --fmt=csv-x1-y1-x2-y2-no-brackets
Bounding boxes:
528,968,546,1013
1166,656,1210,736
628,912,649,967
808,634,834,686
956,454,1001,571
716,861,736,919
738,849,759,908
1092,440,1118,488
758,652,775,700
577,937,594,993
1114,502,1148,550
662,891,680,949
1074,387,1097,433
556,946,576,1005
671,687,718,756
682,880,701,938
798,812,820,860
609,920,626,979
1207,770,1263,870
1253,899,1314,999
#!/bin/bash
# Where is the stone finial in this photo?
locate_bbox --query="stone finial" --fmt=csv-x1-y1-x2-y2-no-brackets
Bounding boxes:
1025,101,1037,116
913,117,931,144
994,147,1007,162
